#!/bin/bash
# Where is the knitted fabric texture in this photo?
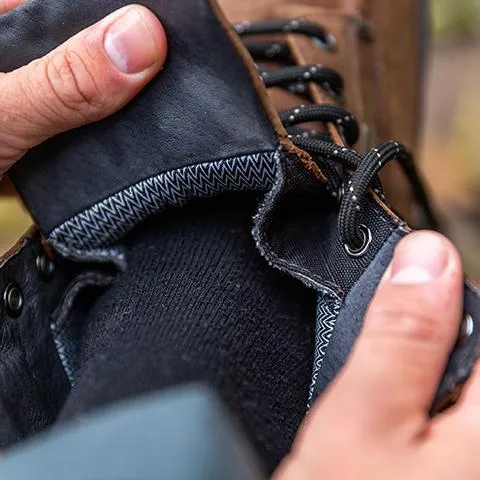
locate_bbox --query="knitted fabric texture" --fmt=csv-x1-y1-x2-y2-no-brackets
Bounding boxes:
59,194,315,472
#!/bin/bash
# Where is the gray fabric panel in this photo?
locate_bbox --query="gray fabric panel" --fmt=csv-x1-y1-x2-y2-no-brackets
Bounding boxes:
311,226,480,413
0,386,265,480
312,227,407,400
2,0,278,235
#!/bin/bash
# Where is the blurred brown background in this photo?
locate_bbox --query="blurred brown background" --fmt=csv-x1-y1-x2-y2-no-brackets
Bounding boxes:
424,0,480,277
1,0,479,277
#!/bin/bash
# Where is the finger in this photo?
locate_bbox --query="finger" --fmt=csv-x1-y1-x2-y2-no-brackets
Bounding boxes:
0,0,27,14
0,4,167,172
323,232,463,434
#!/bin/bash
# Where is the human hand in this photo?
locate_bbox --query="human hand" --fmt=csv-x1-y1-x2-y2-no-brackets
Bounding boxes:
0,0,167,174
275,231,480,479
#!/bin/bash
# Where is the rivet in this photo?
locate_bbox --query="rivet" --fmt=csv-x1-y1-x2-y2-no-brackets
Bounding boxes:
3,283,23,318
303,72,311,80
36,254,56,279
288,115,295,122
458,313,474,345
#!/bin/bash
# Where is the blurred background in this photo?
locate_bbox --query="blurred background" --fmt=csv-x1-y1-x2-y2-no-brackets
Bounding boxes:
423,0,480,277
0,0,479,276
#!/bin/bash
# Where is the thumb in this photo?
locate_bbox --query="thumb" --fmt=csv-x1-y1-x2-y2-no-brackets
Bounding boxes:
320,231,463,436
0,4,167,172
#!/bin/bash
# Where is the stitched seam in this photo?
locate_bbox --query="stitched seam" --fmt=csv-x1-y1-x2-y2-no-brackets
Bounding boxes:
49,151,278,250
308,293,341,407
252,148,342,298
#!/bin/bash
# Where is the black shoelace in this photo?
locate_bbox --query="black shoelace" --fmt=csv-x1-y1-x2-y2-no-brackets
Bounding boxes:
235,19,439,254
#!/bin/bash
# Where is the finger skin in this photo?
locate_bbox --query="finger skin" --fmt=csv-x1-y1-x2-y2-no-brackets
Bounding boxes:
331,232,463,432
274,232,469,480
0,5,167,173
0,0,27,14
300,232,463,445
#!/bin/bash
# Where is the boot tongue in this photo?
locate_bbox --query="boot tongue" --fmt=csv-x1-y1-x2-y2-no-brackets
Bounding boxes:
0,0,279,248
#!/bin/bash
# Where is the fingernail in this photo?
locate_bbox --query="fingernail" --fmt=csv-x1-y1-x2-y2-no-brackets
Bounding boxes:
390,232,449,285
104,7,161,74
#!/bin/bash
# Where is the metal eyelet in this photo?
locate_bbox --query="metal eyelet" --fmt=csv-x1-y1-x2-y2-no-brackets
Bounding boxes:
344,224,372,257
3,283,23,318
457,313,474,346
36,253,55,280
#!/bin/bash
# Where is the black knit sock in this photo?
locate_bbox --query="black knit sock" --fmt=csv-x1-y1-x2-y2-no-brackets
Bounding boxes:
59,194,315,472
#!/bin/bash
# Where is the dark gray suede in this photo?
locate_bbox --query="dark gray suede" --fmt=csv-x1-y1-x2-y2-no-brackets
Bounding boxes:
312,227,407,400
434,281,480,410
1,0,278,235
311,226,480,413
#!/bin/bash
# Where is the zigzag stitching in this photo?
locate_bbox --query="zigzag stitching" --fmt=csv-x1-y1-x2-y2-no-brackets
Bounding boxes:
307,296,341,407
50,152,277,249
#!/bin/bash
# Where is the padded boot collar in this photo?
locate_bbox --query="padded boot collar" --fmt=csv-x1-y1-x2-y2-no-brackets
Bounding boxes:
0,0,283,249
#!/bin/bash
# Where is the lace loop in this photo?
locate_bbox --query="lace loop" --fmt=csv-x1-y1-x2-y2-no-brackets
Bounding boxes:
235,19,337,51
239,19,439,253
261,64,343,100
243,39,292,63
279,105,359,146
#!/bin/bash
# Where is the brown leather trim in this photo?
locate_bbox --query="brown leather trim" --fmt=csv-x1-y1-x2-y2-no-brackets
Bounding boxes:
430,383,463,416
207,1,413,220
209,0,327,182
279,137,327,182
0,226,37,267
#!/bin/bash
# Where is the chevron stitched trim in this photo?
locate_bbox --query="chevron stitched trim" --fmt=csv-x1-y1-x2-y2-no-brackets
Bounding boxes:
51,321,76,385
308,294,341,406
49,152,277,250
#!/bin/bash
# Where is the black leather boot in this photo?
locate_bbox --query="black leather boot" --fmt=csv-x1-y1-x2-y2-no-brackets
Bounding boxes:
0,0,478,473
